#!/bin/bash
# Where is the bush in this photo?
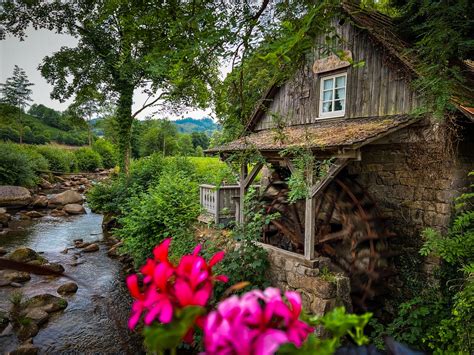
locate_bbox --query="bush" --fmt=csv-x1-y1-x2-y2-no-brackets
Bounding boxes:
36,146,77,173
129,153,166,190
74,147,103,172
92,139,117,169
188,157,236,185
0,142,49,187
117,171,200,266
87,175,132,214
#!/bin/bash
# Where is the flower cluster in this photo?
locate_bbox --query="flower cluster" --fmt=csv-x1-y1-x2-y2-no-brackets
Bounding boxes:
126,238,228,329
203,287,314,355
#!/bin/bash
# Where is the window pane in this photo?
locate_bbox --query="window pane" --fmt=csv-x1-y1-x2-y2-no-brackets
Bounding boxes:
335,76,346,88
322,101,332,112
323,78,333,90
334,99,345,111
323,90,333,101
335,88,345,100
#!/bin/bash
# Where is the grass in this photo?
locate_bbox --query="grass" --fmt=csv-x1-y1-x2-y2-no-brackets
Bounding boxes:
320,266,337,283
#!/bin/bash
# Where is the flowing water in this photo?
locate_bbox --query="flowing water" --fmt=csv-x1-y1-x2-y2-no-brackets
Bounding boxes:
0,207,143,354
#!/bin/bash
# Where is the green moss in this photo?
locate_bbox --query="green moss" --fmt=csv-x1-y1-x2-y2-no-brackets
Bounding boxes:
320,266,337,283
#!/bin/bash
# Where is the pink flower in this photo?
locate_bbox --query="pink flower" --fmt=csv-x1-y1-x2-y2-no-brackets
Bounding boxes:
203,288,314,355
126,238,228,335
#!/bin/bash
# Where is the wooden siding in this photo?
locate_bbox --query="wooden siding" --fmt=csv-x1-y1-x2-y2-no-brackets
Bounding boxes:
254,20,421,131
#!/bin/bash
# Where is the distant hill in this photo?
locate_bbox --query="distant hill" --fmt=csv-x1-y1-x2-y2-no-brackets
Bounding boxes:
0,103,88,145
173,117,219,135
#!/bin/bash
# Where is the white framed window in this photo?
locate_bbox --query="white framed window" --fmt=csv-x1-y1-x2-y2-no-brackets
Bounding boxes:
318,73,347,118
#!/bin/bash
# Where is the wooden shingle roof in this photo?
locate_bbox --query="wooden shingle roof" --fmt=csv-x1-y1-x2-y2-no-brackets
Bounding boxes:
208,115,419,154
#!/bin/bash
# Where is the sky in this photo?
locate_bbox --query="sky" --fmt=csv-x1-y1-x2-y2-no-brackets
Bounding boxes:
0,27,224,120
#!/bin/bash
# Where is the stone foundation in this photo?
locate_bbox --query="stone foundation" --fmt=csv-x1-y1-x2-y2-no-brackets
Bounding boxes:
348,122,474,243
259,243,352,316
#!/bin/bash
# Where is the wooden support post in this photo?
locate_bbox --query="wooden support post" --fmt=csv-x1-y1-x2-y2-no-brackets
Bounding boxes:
304,162,316,260
239,162,263,224
239,163,248,224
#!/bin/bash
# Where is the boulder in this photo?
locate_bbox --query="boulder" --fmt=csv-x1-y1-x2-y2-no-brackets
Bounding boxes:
107,241,123,258
0,186,31,208
8,248,45,263
48,190,83,207
30,195,48,208
44,263,65,274
50,208,67,217
25,308,49,326
23,294,68,313
39,179,53,190
10,343,39,355
57,282,78,295
75,241,90,249
0,270,31,283
0,211,10,226
0,247,7,256
0,207,6,214
17,322,39,341
25,211,44,218
83,243,99,252
63,204,86,215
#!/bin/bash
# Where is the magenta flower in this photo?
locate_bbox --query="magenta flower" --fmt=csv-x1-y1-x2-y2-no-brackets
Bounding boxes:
203,288,314,355
126,238,228,335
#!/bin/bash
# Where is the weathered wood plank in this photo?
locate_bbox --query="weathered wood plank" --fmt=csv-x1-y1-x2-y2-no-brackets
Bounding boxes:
304,167,316,260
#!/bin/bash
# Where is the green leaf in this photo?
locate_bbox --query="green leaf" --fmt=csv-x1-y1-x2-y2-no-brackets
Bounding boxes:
143,306,205,352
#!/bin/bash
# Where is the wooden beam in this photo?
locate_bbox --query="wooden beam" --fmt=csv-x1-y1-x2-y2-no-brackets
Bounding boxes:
283,158,296,174
244,163,263,189
304,162,316,260
239,163,248,224
310,158,349,198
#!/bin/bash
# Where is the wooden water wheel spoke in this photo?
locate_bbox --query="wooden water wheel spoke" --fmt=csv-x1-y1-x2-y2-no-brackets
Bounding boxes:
270,220,303,247
317,226,354,244
261,166,394,311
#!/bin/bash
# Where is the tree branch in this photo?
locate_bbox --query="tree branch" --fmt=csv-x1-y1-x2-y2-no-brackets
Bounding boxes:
132,92,166,118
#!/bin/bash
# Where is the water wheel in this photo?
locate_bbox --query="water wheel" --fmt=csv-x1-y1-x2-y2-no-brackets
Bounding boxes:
261,168,395,310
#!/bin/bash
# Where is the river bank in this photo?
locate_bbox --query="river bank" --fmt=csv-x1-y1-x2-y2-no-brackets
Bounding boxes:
0,174,142,354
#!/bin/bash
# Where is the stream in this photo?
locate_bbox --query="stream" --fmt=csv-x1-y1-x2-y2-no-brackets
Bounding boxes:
0,206,143,354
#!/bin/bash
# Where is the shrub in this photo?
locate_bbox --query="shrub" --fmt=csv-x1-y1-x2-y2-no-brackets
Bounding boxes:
92,139,117,169
74,147,103,172
117,171,200,266
188,157,236,185
87,175,132,214
129,153,166,190
0,142,40,186
36,146,76,173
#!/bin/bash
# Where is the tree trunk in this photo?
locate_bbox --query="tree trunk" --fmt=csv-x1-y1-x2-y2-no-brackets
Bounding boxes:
116,84,134,174
87,118,92,147
18,105,23,144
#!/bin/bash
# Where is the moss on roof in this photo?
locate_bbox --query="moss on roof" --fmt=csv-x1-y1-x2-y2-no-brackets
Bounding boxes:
208,115,418,153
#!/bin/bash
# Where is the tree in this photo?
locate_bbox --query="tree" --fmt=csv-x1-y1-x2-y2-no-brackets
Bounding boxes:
71,98,100,146
0,65,34,143
139,120,178,157
1,1,229,172
191,131,210,150
29,104,62,128
177,134,194,156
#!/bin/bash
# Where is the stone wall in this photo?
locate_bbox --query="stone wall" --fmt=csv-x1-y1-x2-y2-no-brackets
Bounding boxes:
260,243,352,316
348,121,474,241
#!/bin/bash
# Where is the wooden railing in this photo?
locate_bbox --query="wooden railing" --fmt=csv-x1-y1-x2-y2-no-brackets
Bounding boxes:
199,184,240,225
